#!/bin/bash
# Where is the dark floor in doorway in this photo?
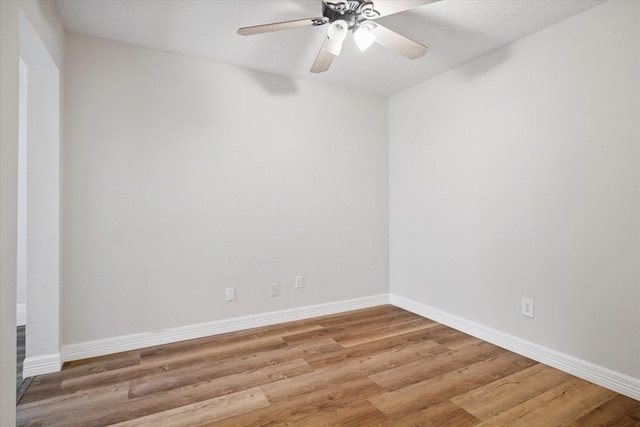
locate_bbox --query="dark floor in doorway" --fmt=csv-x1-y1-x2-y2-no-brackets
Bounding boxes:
16,325,33,403
17,325,25,389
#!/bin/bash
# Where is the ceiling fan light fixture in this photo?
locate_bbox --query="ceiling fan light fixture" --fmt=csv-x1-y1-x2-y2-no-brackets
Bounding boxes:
324,20,348,55
237,0,435,73
354,25,375,52
327,20,348,41
323,37,344,55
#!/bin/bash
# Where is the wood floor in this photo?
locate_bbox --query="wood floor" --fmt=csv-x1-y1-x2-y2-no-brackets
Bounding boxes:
16,305,640,426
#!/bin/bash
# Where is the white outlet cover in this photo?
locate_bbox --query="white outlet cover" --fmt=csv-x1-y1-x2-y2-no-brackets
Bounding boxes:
521,297,534,318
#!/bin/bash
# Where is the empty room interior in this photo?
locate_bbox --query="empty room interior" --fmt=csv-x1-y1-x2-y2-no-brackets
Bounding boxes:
1,0,639,425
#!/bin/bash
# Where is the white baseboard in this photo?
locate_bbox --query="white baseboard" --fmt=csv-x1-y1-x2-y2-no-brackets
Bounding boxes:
16,303,26,326
31,293,640,402
390,294,640,401
62,294,390,362
22,353,62,378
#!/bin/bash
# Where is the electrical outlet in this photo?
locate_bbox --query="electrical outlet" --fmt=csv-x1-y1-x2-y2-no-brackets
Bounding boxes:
295,275,303,289
226,287,235,302
521,297,534,318
270,283,279,297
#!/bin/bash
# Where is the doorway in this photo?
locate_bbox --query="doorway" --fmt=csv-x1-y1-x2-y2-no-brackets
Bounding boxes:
18,7,62,381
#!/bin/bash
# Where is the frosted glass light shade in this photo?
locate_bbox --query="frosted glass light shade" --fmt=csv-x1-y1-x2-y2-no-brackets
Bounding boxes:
325,20,348,56
327,20,348,42
354,26,375,52
324,38,344,55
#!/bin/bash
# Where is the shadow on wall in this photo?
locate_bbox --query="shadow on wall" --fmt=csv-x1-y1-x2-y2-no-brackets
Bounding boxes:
242,67,299,96
455,44,511,79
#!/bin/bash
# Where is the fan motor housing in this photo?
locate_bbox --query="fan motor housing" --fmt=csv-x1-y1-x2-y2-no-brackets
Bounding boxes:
323,1,375,28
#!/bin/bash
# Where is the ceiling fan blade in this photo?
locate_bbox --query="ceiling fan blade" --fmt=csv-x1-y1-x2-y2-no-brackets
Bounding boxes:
371,24,428,59
372,0,440,18
238,17,328,36
310,40,335,73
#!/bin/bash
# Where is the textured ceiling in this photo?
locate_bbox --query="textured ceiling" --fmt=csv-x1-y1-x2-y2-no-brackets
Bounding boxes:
54,0,605,96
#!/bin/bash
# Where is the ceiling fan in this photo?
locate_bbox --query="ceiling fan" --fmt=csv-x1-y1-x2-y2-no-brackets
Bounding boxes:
237,0,439,73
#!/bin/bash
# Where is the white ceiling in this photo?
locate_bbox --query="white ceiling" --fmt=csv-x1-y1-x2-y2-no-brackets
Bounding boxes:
54,0,605,96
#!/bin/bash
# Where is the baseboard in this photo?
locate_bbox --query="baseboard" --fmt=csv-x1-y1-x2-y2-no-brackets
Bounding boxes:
390,294,640,401
16,303,26,326
22,353,62,378
62,294,390,362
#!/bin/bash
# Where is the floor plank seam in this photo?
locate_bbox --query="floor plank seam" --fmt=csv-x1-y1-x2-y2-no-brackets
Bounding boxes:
16,305,640,426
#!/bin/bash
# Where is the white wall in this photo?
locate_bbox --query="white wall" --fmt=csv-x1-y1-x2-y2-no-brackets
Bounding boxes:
17,58,28,326
0,1,65,424
21,6,62,372
0,5,20,425
63,33,388,346
390,0,639,381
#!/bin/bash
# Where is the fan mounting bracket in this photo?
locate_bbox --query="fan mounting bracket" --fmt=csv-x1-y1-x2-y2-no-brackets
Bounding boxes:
323,0,380,29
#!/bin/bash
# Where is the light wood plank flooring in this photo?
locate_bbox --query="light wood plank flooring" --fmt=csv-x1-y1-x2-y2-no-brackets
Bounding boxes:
16,305,640,426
